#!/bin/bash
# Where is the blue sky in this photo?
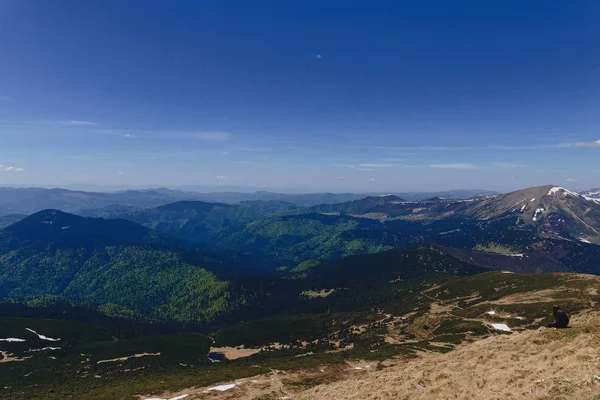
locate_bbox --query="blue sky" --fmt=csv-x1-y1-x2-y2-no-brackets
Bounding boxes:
0,1,598,192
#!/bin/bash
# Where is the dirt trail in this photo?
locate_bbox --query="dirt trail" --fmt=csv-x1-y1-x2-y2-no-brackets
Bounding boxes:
296,311,600,400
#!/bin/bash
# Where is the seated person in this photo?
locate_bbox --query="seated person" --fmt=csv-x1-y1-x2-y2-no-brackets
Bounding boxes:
547,305,569,328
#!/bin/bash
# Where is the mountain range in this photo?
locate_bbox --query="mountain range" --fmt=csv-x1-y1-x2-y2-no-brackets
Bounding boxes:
1,183,600,399
0,187,499,217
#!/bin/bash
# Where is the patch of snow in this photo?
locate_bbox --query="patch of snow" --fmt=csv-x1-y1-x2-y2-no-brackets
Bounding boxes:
548,186,580,197
145,396,189,400
530,198,536,202
548,187,562,195
508,253,524,257
501,271,515,274
0,338,26,342
491,323,512,332
61,226,69,230
582,195,600,204
29,347,61,352
25,328,60,342
354,367,363,370
204,383,239,392
580,238,592,244
532,207,545,221
520,205,526,211
486,311,496,316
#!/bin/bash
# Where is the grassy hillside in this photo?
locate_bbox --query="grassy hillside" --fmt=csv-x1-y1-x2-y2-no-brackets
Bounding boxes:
0,211,246,325
4,271,591,399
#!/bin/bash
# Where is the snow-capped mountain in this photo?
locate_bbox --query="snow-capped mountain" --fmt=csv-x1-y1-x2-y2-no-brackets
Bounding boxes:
581,188,600,199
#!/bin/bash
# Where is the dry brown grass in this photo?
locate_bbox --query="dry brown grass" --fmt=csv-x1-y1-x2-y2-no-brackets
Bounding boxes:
296,311,600,400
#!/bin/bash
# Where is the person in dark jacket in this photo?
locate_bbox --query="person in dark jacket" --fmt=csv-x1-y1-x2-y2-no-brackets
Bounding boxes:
547,305,569,328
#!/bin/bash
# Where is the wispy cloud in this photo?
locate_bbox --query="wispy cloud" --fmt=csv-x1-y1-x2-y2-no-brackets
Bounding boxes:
356,168,376,171
117,171,124,175
369,177,376,181
566,177,578,182
430,163,477,169
233,161,252,164
331,164,355,168
50,120,98,126
571,139,600,148
0,95,10,101
357,143,567,151
216,175,227,179
359,163,393,168
220,151,230,155
0,164,24,172
124,133,134,138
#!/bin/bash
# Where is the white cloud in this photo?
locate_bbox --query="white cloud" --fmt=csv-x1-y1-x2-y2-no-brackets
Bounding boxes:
359,163,393,168
566,177,578,182
369,177,376,181
356,168,376,171
429,163,477,169
53,120,98,126
0,164,24,172
339,176,344,180
216,175,227,179
571,139,600,148
117,171,124,175
0,94,10,101
331,164,355,168
220,151,230,155
124,133,134,138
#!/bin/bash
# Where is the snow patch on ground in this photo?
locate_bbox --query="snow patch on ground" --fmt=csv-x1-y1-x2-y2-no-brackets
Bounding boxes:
28,347,61,352
501,271,515,274
486,311,496,316
145,395,189,400
532,207,545,221
548,186,581,198
0,338,26,342
530,198,536,202
203,383,240,392
580,238,592,244
26,328,60,342
491,324,512,332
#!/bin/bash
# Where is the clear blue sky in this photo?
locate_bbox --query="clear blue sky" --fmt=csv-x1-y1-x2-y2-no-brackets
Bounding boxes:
0,0,598,192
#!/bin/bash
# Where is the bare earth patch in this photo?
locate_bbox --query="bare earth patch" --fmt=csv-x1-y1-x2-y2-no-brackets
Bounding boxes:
209,346,262,361
301,289,336,298
0,351,31,363
97,352,161,364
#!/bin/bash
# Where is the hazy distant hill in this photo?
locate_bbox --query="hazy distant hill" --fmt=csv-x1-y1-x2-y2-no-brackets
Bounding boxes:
0,187,209,216
0,187,499,217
